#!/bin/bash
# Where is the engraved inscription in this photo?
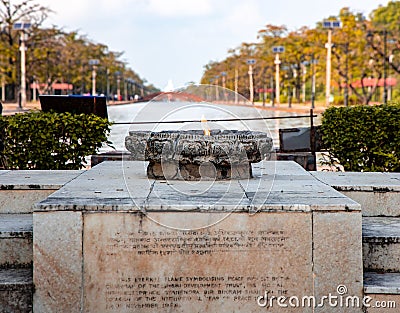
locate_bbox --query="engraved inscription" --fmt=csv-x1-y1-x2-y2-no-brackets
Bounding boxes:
105,229,290,257
104,275,290,310
83,212,312,312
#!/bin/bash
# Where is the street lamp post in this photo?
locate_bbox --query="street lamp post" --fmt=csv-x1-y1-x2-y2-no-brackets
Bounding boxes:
388,46,399,101
221,72,227,89
106,68,110,103
124,78,128,101
221,71,227,102
1,77,5,102
67,59,72,95
1,54,5,101
214,75,219,101
89,59,100,96
302,62,307,103
234,67,239,104
246,59,256,103
115,71,121,101
323,20,341,106
344,43,349,107
208,78,214,102
46,51,53,94
32,76,36,102
132,80,137,98
272,46,285,105
292,64,298,102
383,31,388,104
220,70,227,101
270,75,274,106
311,56,317,109
13,21,31,108
383,31,389,104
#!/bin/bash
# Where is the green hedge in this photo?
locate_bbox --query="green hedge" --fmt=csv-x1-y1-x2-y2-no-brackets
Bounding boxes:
0,111,112,170
321,103,400,172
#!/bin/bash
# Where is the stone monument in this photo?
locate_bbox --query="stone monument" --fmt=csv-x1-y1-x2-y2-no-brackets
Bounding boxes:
125,130,273,180
33,160,363,312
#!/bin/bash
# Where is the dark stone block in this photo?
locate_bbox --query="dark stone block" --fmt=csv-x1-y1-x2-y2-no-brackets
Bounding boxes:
39,95,108,119
91,151,132,167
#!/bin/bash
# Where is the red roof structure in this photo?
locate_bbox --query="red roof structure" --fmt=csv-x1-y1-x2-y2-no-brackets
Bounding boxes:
341,78,397,88
30,82,73,90
137,92,205,103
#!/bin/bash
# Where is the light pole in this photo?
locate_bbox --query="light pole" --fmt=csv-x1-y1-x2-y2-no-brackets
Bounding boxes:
124,78,128,101
343,43,349,107
383,31,388,104
13,21,31,108
106,68,110,103
292,64,298,101
214,75,219,101
311,56,317,109
221,72,227,89
272,46,285,105
127,78,135,100
221,71,227,102
208,78,214,102
247,59,256,103
46,50,54,94
1,54,5,102
301,62,307,103
234,67,239,104
270,74,274,106
132,80,137,98
31,76,36,102
89,59,100,96
115,71,121,101
323,20,341,106
388,45,399,101
67,59,72,95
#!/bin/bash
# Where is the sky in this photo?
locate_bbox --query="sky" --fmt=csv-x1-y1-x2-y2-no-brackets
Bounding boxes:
36,0,390,90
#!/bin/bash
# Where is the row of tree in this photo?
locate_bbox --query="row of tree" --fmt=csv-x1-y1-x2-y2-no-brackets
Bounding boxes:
201,2,400,105
0,0,158,102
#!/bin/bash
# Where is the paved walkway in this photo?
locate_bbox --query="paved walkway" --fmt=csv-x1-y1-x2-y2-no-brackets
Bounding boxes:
1,101,327,116
2,102,41,116
1,101,133,116
251,101,325,114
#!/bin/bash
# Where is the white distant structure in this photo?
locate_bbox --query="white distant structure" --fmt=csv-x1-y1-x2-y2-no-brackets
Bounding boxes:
163,79,174,92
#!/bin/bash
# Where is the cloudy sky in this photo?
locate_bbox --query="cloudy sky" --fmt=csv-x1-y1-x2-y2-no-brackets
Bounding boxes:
36,0,389,89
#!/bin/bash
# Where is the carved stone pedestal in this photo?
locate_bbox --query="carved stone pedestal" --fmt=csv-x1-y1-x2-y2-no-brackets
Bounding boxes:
125,130,273,180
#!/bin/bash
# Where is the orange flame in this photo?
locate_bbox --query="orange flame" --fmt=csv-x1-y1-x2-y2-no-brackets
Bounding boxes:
201,115,211,136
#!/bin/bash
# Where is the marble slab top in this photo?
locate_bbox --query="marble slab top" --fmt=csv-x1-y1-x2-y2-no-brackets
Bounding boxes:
36,161,360,213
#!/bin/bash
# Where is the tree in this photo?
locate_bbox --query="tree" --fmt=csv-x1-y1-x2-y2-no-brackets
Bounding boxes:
369,1,400,75
0,0,50,99
200,2,400,105
328,8,380,105
0,0,158,101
